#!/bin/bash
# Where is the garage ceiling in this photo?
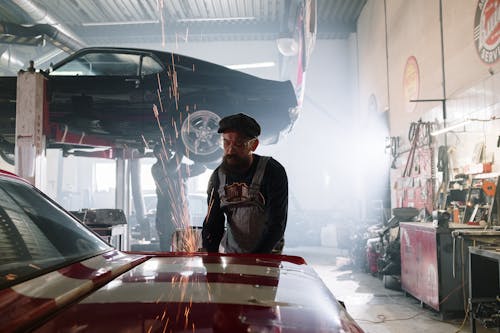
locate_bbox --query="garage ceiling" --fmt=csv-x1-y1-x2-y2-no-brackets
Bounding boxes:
0,0,366,74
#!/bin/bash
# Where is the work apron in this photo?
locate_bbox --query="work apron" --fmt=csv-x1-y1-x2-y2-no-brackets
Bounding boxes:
218,156,271,253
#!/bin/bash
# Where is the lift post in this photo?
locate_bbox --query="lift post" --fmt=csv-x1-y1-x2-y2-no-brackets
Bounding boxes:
15,69,47,187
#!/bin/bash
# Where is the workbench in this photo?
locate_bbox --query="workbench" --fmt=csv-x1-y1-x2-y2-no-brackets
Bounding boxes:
400,222,487,318
89,224,128,251
468,246,500,333
70,208,129,251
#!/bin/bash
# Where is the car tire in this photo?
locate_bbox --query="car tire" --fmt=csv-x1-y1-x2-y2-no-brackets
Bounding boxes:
180,110,222,163
383,274,401,291
0,149,14,165
0,136,14,165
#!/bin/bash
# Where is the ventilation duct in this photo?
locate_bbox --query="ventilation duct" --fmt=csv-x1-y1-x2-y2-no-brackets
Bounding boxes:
10,0,86,52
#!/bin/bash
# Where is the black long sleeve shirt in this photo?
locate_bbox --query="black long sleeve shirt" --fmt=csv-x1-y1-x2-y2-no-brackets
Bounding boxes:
201,154,288,253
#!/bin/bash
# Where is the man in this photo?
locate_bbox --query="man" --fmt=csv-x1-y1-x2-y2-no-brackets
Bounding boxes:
151,144,205,251
201,113,288,253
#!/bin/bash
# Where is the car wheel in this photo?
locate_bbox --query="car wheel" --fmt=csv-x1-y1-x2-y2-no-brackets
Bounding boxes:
0,149,14,165
180,110,222,163
0,136,14,165
383,274,402,291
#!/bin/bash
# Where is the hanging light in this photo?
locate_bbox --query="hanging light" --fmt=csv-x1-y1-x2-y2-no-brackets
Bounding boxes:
430,119,471,136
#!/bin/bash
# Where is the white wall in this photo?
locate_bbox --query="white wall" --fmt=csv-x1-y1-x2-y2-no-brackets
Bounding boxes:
357,0,500,212
358,0,500,150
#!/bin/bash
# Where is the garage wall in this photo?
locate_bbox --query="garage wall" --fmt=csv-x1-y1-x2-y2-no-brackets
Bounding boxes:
357,0,389,116
358,0,500,133
358,0,443,137
357,0,500,211
443,0,499,97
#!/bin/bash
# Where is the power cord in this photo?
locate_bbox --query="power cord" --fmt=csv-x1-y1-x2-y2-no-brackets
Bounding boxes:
355,311,424,324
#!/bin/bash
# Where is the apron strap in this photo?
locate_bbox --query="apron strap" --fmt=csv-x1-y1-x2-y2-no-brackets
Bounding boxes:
217,168,226,198
250,156,270,190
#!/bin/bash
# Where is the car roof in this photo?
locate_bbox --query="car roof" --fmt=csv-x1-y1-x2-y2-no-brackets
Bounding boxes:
49,46,249,79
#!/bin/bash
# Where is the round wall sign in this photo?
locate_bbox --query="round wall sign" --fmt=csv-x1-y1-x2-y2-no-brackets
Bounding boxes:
474,0,500,64
403,56,420,113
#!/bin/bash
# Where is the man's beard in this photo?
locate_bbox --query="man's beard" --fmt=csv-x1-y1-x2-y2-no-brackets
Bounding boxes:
221,154,252,173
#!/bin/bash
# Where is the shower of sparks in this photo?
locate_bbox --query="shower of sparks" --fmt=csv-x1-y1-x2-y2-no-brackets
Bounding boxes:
184,305,190,329
146,44,210,255
169,53,180,111
29,263,41,270
152,104,168,148
152,142,199,251
157,89,164,112
153,104,159,118
137,30,213,333
175,28,189,45
173,119,179,139
157,72,162,93
204,187,216,226
5,273,17,281
164,319,171,333
141,135,149,149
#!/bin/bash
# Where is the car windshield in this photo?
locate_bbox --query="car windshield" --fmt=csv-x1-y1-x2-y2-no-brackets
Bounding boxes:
0,176,111,289
50,52,163,76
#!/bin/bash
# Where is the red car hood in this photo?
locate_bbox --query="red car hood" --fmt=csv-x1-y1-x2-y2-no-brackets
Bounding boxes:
1,250,363,333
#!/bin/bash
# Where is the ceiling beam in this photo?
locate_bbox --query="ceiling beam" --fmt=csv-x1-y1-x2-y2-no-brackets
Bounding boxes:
75,21,284,43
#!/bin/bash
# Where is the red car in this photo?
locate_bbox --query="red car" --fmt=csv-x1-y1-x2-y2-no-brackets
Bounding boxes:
0,170,364,333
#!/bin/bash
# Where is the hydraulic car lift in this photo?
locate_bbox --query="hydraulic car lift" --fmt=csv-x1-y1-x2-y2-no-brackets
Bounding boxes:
14,69,47,187
14,70,143,250
14,69,130,201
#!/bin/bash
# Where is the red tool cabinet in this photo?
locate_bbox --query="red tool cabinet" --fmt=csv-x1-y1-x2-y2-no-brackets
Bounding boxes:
400,222,477,318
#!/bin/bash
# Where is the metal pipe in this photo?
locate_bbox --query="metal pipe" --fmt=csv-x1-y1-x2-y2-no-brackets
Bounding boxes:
11,0,86,51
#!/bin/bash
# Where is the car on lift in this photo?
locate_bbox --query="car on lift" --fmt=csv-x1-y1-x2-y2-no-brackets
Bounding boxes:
0,47,299,166
0,169,365,333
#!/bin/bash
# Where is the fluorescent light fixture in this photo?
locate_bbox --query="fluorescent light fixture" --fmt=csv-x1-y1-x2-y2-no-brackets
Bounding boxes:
49,71,84,76
82,20,159,26
177,17,256,23
430,119,471,136
226,62,275,70
34,49,64,66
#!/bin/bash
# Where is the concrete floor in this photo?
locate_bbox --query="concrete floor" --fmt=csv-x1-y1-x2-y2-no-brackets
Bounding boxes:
284,246,496,333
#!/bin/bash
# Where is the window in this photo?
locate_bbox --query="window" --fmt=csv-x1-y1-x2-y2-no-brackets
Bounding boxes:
141,55,163,76
50,52,163,76
0,177,110,289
